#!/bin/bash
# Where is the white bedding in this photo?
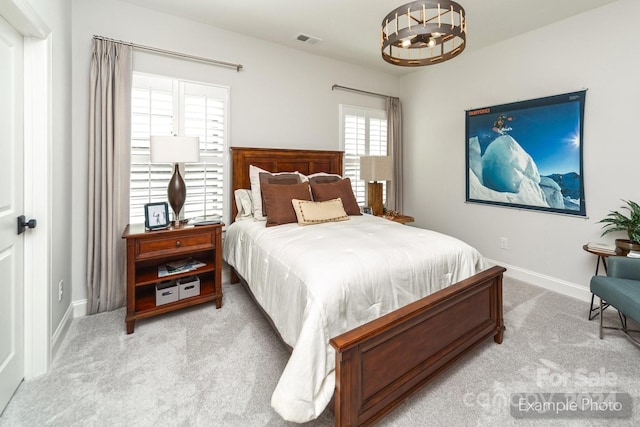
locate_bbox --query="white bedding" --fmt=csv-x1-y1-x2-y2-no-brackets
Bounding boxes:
222,214,485,423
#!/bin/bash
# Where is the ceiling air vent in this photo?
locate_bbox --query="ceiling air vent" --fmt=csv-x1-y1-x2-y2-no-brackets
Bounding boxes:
295,33,322,45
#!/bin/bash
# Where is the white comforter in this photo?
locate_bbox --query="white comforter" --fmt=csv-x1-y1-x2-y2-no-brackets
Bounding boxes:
222,215,484,423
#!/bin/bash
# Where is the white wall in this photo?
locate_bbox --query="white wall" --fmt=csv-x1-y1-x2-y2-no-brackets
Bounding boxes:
69,0,634,311
70,0,400,305
401,0,640,300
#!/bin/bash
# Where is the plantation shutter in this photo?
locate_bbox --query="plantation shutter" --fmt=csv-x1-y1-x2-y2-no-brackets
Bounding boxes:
344,113,366,203
180,81,227,221
130,73,229,225
340,105,388,206
130,75,174,225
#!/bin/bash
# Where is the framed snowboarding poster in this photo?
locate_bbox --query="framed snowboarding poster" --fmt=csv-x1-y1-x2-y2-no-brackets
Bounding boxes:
465,90,586,217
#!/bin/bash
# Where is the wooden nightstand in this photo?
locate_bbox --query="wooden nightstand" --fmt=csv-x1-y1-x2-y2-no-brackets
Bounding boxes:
378,214,415,224
122,223,223,334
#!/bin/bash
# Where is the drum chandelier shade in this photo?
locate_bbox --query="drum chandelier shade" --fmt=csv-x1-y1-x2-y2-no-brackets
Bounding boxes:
381,0,467,67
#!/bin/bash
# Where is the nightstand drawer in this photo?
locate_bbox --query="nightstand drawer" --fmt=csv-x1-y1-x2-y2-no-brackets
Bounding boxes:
136,232,215,260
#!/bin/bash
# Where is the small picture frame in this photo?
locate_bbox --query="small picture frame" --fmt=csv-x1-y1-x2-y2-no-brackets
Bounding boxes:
361,206,373,215
144,202,170,230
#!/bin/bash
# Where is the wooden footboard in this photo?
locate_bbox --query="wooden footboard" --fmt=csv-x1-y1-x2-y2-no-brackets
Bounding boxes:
330,265,506,426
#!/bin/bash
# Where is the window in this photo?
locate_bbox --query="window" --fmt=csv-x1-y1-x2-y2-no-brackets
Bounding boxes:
339,105,388,206
130,73,229,225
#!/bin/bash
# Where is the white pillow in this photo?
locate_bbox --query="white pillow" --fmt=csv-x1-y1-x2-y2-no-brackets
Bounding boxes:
234,189,253,221
249,165,307,220
291,198,349,226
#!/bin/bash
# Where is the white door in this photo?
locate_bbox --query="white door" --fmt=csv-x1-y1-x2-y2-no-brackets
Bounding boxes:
0,15,25,414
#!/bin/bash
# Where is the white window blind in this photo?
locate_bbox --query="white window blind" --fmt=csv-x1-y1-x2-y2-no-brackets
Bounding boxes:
130,73,229,225
340,105,388,206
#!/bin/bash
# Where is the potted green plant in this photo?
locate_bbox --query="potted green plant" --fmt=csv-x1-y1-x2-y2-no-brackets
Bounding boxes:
598,199,640,254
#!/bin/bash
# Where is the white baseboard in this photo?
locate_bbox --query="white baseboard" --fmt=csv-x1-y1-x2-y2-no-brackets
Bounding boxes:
486,259,592,303
51,303,74,362
73,298,87,318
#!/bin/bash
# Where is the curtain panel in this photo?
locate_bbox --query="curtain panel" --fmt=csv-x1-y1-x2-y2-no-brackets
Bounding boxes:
87,39,132,314
387,97,402,212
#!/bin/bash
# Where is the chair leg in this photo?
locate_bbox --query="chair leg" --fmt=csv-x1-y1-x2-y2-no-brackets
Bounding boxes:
596,300,640,347
599,298,604,339
619,312,627,329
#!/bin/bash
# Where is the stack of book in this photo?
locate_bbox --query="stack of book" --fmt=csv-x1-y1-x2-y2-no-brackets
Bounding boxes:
158,258,206,278
627,250,640,259
189,215,221,226
586,242,617,255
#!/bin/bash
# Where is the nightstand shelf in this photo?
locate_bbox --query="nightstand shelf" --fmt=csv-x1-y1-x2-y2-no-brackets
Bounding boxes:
133,259,215,287
122,223,223,333
133,278,217,315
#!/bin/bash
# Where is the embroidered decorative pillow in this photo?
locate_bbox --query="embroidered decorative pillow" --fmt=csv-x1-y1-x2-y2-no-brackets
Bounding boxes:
292,198,349,226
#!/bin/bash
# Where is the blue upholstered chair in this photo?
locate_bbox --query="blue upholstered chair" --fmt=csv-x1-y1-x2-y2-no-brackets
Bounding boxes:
590,257,640,346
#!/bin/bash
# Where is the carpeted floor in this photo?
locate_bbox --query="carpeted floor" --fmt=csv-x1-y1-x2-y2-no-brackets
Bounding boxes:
1,276,639,426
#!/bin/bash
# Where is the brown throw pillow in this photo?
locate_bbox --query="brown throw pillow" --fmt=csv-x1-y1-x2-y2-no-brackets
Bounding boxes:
307,173,342,185
259,172,302,216
310,178,362,216
261,182,312,227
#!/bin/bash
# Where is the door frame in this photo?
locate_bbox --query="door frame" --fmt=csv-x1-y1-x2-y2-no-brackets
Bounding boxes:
24,33,51,379
0,0,51,379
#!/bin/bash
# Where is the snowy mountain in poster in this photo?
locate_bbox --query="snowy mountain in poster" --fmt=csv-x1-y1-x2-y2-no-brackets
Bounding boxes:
468,135,580,211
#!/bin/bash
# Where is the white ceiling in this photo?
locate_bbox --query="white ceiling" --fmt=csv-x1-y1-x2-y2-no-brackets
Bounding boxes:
118,0,618,76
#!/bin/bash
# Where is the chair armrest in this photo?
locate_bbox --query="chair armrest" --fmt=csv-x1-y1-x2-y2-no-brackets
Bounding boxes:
608,257,640,281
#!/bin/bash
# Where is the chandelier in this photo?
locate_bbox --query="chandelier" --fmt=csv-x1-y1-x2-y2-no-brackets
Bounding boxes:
381,0,467,67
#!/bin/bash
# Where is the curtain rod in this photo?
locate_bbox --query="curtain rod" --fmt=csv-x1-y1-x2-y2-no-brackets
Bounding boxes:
332,84,398,100
93,35,243,72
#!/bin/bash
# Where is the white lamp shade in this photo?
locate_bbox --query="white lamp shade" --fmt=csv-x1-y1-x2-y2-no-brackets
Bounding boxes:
360,156,393,182
150,135,201,163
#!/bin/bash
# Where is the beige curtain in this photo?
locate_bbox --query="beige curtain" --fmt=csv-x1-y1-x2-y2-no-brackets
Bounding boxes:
387,97,403,212
87,39,132,314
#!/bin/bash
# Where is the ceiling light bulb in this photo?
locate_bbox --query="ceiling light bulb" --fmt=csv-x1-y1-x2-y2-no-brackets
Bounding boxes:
401,38,412,48
427,38,436,48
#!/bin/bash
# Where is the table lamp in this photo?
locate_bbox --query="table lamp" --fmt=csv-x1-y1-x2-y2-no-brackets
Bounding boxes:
359,156,393,216
150,135,200,226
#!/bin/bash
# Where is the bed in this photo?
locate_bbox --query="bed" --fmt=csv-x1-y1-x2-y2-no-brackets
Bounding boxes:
223,147,506,426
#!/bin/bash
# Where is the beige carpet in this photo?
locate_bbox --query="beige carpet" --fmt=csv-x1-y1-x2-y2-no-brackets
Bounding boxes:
1,277,639,426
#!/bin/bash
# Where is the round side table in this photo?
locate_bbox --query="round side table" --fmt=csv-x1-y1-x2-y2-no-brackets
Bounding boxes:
583,244,620,320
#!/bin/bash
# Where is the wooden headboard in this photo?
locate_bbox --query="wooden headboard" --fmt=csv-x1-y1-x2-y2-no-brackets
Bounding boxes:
230,147,344,220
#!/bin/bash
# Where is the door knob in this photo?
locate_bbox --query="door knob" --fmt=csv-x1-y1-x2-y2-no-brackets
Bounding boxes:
17,215,37,235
